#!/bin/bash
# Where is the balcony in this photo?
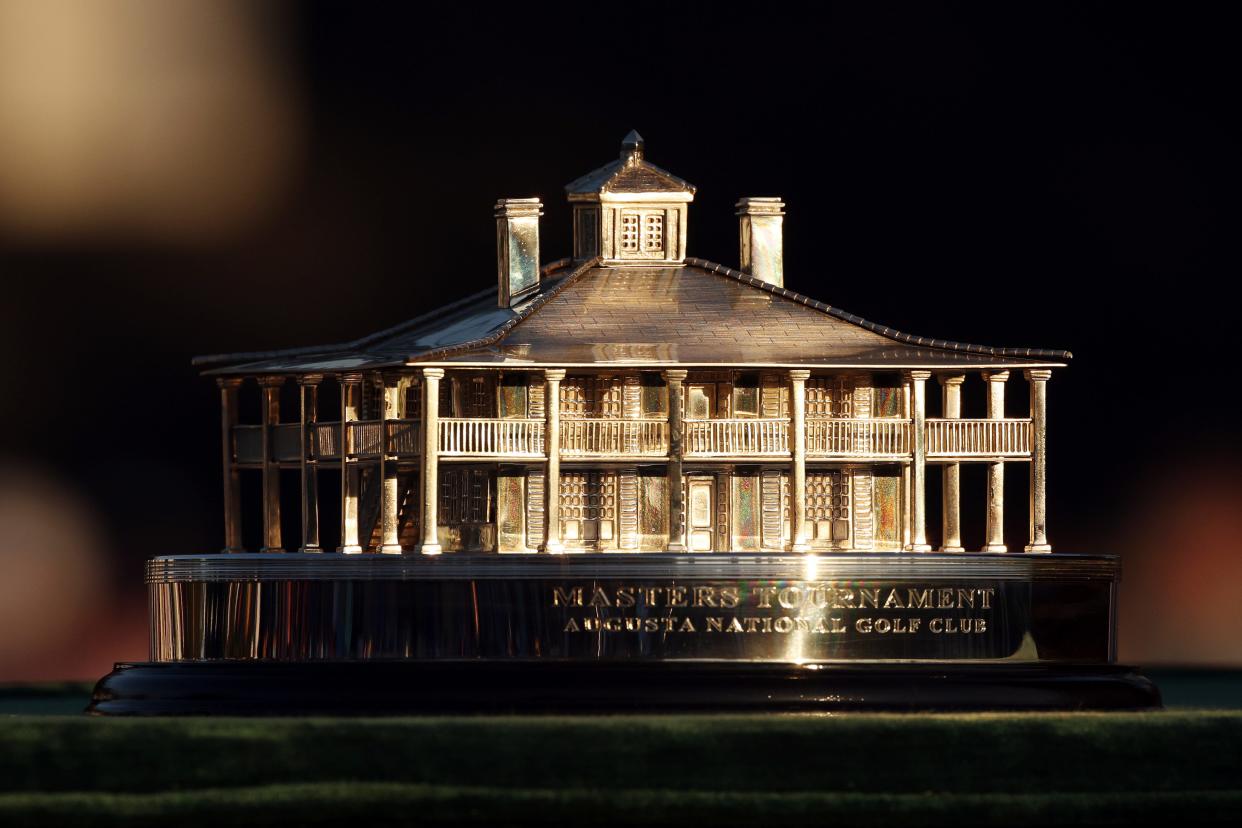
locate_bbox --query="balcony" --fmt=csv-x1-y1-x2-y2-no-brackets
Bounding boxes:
806,419,911,459
926,418,1031,459
233,416,1033,464
438,418,544,459
561,419,669,458
234,420,421,464
684,418,790,458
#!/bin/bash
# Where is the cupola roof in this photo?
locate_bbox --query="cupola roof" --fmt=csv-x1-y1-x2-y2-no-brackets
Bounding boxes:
564,131,696,197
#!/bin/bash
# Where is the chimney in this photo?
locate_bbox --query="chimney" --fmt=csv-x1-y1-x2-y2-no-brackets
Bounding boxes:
495,198,543,307
736,197,785,287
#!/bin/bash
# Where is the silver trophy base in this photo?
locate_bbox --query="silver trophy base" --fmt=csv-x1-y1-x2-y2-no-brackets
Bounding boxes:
91,552,1157,714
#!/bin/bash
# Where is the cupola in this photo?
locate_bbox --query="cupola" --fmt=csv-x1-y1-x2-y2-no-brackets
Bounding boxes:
564,130,696,266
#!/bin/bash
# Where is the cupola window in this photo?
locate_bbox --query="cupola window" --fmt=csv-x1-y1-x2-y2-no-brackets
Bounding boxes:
620,213,640,253
619,210,666,257
642,213,664,253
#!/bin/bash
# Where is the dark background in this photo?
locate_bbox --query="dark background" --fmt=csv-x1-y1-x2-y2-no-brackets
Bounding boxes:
0,2,1237,679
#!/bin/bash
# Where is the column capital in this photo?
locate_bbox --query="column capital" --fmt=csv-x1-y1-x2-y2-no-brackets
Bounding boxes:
296,373,325,386
340,371,366,384
420,367,445,380
1024,369,1053,382
938,373,966,387
257,375,287,388
216,376,244,389
379,370,405,387
662,369,688,382
543,368,567,382
903,369,932,381
788,369,811,382
982,370,1010,383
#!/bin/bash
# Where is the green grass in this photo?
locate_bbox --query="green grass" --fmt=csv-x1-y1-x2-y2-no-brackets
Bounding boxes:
2,676,1241,825
1,712,1241,825
1,782,1239,827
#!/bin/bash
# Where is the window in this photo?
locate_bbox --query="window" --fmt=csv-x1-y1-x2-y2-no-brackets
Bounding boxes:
618,210,666,257
807,378,853,418
439,468,491,524
465,375,493,417
404,382,422,419
733,373,760,418
642,213,664,253
620,214,640,253
560,377,622,418
575,207,599,257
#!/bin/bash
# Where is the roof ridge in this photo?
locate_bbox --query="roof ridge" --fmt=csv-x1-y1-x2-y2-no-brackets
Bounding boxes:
193,259,575,370
564,158,696,195
408,256,603,362
684,258,1072,361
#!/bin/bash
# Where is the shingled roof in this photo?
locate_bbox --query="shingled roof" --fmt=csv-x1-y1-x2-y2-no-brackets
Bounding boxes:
194,259,1071,375
564,130,696,196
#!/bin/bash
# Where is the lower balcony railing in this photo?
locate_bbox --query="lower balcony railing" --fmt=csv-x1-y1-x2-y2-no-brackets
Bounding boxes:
927,418,1031,458
561,418,669,457
684,418,790,457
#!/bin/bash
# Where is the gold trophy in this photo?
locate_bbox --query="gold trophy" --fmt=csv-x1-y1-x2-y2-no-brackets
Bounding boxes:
90,133,1158,713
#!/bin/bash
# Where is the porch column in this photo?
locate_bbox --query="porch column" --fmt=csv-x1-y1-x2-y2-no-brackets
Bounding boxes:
983,370,1009,552
664,369,688,552
298,374,323,552
217,377,244,553
789,369,810,552
340,372,364,553
419,368,444,555
907,370,932,552
258,375,284,553
1024,369,1052,553
379,372,403,554
901,375,912,549
543,369,566,553
939,374,965,552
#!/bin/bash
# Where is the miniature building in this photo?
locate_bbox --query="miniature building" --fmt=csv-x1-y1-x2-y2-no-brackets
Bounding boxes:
196,133,1068,557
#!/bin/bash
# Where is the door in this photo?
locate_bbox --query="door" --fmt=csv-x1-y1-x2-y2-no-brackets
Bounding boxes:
560,471,617,550
685,382,717,420
687,477,714,552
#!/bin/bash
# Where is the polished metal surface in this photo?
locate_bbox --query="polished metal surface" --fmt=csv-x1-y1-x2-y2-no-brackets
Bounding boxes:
147,553,1116,664
148,553,1119,583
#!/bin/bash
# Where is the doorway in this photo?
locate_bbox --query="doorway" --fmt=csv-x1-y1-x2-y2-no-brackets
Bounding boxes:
686,476,714,552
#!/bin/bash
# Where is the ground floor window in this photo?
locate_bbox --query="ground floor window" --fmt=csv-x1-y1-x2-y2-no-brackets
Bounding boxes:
439,467,492,525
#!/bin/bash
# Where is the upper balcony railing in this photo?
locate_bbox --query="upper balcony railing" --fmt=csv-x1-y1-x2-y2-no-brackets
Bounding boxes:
384,419,421,457
684,418,790,457
439,418,544,458
234,416,1032,463
562,418,669,457
926,418,1031,458
806,419,911,459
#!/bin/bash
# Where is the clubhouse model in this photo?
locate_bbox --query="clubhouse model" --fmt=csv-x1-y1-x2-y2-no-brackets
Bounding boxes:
195,132,1066,559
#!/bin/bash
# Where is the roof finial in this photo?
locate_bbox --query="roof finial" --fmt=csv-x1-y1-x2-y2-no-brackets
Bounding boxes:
620,129,644,162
